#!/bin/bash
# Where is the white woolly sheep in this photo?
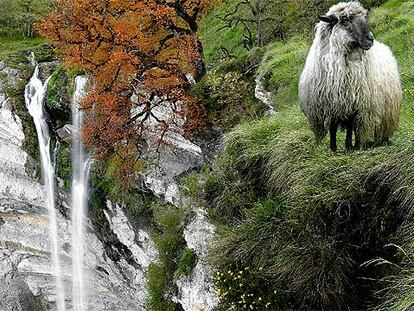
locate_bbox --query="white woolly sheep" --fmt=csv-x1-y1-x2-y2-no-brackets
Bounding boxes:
299,1,402,151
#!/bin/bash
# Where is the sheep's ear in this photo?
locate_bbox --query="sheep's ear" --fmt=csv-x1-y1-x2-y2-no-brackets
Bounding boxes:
319,15,338,25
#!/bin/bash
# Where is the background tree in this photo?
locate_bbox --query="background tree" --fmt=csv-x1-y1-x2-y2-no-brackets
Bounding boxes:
217,0,388,50
39,0,216,172
218,0,299,49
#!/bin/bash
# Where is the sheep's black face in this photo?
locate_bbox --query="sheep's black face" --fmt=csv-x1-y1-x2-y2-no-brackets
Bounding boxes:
319,14,374,51
342,15,374,50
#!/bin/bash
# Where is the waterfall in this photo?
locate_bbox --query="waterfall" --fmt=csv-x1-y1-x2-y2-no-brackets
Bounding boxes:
24,65,66,311
71,76,90,311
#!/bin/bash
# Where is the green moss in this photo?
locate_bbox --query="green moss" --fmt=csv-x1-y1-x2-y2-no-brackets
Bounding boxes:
55,143,71,190
0,38,53,72
175,248,198,278
45,66,66,109
147,263,184,311
146,203,188,310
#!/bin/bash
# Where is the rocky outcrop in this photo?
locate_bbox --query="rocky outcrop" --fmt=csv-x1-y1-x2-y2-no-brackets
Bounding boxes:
174,208,220,311
104,201,159,272
133,96,220,310
255,76,275,114
133,96,205,206
0,254,45,311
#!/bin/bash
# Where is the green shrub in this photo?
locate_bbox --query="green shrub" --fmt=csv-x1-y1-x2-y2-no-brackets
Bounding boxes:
146,203,189,310
214,265,283,311
147,263,184,311
193,70,265,131
175,248,198,278
204,159,259,225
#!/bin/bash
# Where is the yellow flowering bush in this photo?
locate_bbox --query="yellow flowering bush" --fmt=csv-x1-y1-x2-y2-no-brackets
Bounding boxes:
213,266,282,310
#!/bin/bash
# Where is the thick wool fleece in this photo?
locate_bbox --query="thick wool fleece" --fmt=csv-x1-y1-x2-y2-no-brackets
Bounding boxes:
299,1,402,143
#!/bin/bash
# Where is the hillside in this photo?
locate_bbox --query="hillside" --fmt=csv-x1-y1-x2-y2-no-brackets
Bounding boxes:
194,0,414,310
0,0,413,310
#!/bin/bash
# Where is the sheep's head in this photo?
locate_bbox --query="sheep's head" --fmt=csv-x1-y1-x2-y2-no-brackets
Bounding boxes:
319,2,374,51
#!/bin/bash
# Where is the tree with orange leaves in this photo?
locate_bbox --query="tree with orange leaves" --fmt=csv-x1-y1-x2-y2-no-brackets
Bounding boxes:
38,0,216,170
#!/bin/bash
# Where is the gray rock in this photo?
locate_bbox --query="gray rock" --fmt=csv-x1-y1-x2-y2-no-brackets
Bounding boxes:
38,61,59,82
255,75,275,114
133,95,220,310
134,97,204,206
0,254,45,311
104,201,159,270
57,124,73,142
173,208,220,311
3,67,21,89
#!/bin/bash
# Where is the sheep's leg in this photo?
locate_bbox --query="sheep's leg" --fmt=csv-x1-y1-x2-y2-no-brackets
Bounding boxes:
329,122,338,152
345,122,353,151
354,129,361,150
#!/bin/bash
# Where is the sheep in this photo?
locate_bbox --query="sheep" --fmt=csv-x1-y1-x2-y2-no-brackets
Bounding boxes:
299,1,402,151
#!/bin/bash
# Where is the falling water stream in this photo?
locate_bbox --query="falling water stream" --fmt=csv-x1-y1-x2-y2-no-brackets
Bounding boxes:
25,53,92,310
25,61,66,311
71,76,90,311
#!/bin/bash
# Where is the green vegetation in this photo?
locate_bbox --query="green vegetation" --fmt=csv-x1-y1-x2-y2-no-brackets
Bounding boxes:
214,258,284,310
193,69,265,130
175,248,198,278
195,0,414,310
0,37,48,59
208,117,414,309
200,0,387,66
0,0,53,38
146,203,187,311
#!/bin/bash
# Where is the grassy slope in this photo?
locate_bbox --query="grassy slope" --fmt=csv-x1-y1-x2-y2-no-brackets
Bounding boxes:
199,4,246,64
225,0,414,168
0,37,50,66
199,0,414,310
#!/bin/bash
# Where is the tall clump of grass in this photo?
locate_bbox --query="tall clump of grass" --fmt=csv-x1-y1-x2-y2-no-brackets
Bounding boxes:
211,112,414,309
371,149,414,311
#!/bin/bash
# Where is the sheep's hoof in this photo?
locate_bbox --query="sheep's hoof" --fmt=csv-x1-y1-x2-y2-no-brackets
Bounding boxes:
353,144,361,150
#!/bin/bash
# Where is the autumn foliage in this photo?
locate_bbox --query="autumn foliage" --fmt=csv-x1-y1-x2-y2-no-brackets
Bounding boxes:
38,0,215,165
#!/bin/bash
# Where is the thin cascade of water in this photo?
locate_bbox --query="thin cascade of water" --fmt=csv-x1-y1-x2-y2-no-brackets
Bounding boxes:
24,63,66,311
71,76,90,311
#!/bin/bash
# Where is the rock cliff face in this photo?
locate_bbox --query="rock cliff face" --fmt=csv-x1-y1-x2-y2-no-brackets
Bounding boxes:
255,76,274,114
138,97,220,311
0,54,219,310
173,207,220,311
